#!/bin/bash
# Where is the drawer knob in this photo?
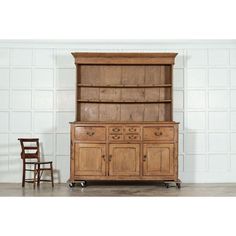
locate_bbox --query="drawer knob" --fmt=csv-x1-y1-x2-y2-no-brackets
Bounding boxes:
86,131,95,136
102,154,106,161
129,127,136,132
112,135,120,139
112,128,120,132
154,131,163,136
143,155,147,161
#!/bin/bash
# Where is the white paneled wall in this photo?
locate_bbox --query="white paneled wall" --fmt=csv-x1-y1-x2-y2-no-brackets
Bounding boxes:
0,40,236,183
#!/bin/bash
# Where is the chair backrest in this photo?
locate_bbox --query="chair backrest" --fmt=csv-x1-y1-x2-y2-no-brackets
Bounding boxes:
18,138,40,161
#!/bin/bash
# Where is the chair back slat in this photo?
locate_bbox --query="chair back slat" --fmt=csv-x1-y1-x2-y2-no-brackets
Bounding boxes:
18,138,40,160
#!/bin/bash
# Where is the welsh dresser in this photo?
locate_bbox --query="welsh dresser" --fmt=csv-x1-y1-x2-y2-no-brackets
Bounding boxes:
69,52,180,188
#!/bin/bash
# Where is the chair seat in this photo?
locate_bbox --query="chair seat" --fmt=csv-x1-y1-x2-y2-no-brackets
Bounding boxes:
25,161,53,165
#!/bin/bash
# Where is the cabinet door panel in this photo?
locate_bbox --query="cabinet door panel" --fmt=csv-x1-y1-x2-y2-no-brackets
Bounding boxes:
109,144,140,176
143,144,174,176
74,143,106,176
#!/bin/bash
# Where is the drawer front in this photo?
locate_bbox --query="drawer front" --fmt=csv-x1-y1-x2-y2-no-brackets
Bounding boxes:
124,134,140,141
74,126,106,141
125,126,140,134
109,126,123,134
143,127,174,141
109,134,123,141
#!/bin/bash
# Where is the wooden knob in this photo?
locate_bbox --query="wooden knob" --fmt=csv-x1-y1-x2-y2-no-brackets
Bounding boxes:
112,128,120,132
143,155,147,161
86,131,95,136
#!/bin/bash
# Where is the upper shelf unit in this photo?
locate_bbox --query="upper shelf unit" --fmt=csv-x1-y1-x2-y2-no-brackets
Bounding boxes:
72,52,178,122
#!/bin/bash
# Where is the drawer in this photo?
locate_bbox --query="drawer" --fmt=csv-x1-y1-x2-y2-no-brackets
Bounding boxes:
124,134,140,141
109,134,123,141
109,126,123,134
125,126,140,134
143,126,174,141
74,126,106,141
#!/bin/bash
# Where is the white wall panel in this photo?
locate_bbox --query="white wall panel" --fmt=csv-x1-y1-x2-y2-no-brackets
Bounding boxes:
173,69,184,88
11,90,31,110
56,112,74,133
32,69,54,88
33,91,53,110
56,68,75,89
187,90,205,109
0,112,9,132
187,69,207,88
230,49,236,65
209,49,229,66
209,155,230,171
56,133,70,155
0,68,10,88
33,112,53,133
10,112,31,132
208,133,229,153
209,90,229,109
187,49,208,67
0,134,8,154
185,133,206,154
1,40,236,183
173,91,184,110
0,48,9,66
184,155,207,172
33,49,54,67
209,69,229,88
230,69,236,87
11,68,31,88
187,112,205,130
0,91,9,109
209,112,228,130
11,49,32,66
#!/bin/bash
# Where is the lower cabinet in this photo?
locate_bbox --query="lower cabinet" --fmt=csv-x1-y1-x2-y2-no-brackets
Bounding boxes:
143,144,174,176
70,123,179,182
109,144,140,176
74,143,106,176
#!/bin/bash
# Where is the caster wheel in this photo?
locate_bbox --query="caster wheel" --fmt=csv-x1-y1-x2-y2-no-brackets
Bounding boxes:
165,183,169,188
176,183,181,189
80,181,87,188
69,182,75,188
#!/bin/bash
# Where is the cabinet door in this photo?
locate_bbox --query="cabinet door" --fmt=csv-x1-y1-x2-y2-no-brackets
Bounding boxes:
109,144,140,176
74,143,106,176
143,144,174,176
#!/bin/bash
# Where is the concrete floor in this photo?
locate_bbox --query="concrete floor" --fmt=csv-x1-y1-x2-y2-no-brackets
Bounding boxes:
1,182,236,196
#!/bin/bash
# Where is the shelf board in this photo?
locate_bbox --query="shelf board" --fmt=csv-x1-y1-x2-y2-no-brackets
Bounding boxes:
77,99,172,104
77,84,172,88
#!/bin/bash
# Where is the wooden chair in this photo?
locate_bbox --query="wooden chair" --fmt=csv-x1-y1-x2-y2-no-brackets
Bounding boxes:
18,138,54,188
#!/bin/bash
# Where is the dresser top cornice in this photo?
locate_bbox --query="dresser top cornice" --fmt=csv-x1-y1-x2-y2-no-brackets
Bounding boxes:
71,52,178,65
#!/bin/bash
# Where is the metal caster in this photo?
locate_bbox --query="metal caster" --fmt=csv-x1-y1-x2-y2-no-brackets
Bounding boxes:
176,183,181,189
164,183,169,188
80,181,87,188
69,182,76,188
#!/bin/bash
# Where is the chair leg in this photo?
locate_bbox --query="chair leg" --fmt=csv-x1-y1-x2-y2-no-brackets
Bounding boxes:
50,163,54,188
22,162,25,187
33,164,37,189
37,163,40,187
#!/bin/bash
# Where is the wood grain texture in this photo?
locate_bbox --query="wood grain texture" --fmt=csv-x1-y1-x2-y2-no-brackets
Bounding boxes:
70,52,179,184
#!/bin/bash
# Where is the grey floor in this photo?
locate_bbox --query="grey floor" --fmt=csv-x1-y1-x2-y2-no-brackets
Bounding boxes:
1,182,236,196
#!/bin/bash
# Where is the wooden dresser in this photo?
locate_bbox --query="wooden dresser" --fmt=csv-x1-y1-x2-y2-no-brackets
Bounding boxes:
69,52,180,188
